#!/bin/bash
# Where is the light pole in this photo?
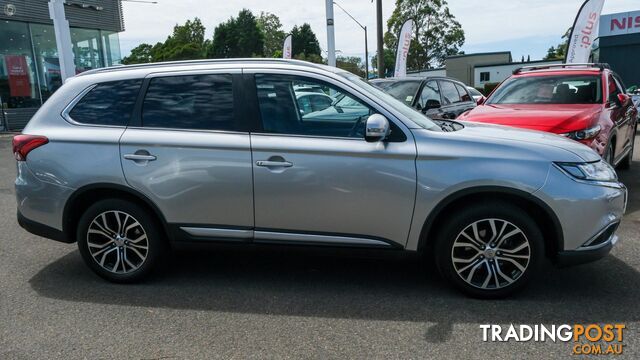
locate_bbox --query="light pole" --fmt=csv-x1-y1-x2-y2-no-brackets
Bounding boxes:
333,1,368,79
325,0,336,67
375,0,384,78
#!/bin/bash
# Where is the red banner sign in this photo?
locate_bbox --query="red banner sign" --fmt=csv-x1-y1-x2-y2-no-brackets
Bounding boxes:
5,55,32,97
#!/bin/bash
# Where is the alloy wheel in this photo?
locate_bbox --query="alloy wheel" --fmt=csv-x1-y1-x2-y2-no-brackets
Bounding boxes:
86,210,149,274
451,218,531,290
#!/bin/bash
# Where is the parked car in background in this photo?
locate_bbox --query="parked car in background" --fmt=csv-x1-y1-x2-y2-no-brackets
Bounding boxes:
458,64,638,169
14,59,627,299
632,93,640,129
295,92,334,116
467,86,486,104
371,77,477,120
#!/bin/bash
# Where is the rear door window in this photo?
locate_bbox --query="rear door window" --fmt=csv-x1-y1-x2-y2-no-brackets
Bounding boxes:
440,81,462,105
142,74,235,131
69,80,142,126
418,80,441,109
455,83,472,102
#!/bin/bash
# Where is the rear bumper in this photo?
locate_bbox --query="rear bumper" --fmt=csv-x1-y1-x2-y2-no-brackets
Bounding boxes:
17,210,72,243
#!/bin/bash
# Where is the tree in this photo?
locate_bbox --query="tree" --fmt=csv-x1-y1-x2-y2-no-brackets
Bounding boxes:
385,0,465,70
154,18,208,61
257,12,286,58
291,23,322,62
336,56,365,77
211,9,264,58
122,18,208,64
371,48,396,77
122,43,155,64
544,27,571,60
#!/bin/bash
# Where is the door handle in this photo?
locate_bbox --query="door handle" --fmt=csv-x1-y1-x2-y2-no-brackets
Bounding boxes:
256,160,293,168
124,153,157,161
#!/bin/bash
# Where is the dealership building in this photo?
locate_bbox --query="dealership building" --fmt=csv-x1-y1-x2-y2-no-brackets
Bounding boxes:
0,0,124,130
408,10,640,92
594,10,640,88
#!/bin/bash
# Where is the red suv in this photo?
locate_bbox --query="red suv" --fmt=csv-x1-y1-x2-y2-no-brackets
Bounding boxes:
458,64,637,168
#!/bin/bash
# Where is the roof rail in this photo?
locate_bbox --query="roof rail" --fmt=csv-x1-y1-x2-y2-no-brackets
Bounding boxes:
77,58,325,77
512,63,610,75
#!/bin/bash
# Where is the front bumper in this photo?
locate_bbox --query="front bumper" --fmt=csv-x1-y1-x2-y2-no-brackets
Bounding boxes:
556,221,619,267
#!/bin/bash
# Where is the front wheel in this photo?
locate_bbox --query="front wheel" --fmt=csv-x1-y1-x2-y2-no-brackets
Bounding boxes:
618,129,636,170
604,141,615,166
77,199,166,283
435,202,543,299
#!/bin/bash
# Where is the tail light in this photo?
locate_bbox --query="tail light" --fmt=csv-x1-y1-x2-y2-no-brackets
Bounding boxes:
12,135,49,161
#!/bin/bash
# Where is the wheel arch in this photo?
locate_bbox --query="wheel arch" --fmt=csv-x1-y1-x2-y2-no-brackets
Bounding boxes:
417,186,563,260
63,183,170,243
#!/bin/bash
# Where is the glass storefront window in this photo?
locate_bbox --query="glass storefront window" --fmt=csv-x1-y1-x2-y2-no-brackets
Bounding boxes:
71,28,103,72
0,20,40,109
0,20,123,112
30,23,62,102
102,31,122,66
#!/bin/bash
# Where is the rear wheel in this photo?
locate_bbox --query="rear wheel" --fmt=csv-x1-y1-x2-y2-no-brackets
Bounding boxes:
77,199,166,283
435,202,543,299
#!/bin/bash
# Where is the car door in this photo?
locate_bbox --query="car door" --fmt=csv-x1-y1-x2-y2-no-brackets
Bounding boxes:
417,80,443,119
247,71,417,247
612,75,637,156
437,80,463,119
120,70,254,239
454,82,477,116
606,74,634,161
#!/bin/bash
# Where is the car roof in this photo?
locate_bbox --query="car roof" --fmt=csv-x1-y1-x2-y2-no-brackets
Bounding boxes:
75,58,351,80
513,69,604,77
512,63,609,77
371,76,465,84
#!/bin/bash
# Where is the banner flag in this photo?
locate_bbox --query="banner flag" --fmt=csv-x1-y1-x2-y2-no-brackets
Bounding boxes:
394,19,414,78
283,34,293,59
566,0,605,63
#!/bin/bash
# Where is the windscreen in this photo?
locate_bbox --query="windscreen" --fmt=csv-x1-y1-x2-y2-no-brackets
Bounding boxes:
488,75,602,105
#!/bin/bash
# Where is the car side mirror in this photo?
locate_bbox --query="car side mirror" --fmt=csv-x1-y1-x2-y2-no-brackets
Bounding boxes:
477,97,485,106
617,93,630,106
365,114,391,142
424,99,441,110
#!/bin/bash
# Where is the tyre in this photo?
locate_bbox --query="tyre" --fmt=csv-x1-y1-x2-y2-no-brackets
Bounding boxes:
604,141,615,166
618,129,636,170
434,202,543,299
77,199,166,283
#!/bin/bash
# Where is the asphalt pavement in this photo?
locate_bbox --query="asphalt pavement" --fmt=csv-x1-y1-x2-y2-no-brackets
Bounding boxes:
0,133,639,359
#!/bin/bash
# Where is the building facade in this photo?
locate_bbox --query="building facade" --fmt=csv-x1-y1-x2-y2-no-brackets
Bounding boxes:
0,0,124,130
595,10,640,88
474,59,563,89
444,51,512,87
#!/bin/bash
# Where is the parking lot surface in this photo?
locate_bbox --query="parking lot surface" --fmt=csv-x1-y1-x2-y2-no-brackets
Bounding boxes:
1,134,639,359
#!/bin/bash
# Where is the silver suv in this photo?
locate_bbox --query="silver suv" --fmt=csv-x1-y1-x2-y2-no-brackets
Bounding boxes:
14,59,627,298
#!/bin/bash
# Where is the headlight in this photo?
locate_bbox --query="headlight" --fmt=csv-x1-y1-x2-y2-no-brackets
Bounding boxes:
560,125,601,140
555,160,617,182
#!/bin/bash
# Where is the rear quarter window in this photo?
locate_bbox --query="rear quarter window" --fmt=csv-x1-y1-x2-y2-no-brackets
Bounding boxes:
69,80,142,126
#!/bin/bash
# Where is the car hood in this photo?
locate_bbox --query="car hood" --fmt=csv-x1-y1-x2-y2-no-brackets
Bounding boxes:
415,121,601,163
458,104,601,133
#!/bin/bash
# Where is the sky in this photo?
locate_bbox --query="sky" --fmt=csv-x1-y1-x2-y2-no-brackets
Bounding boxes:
119,0,639,66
